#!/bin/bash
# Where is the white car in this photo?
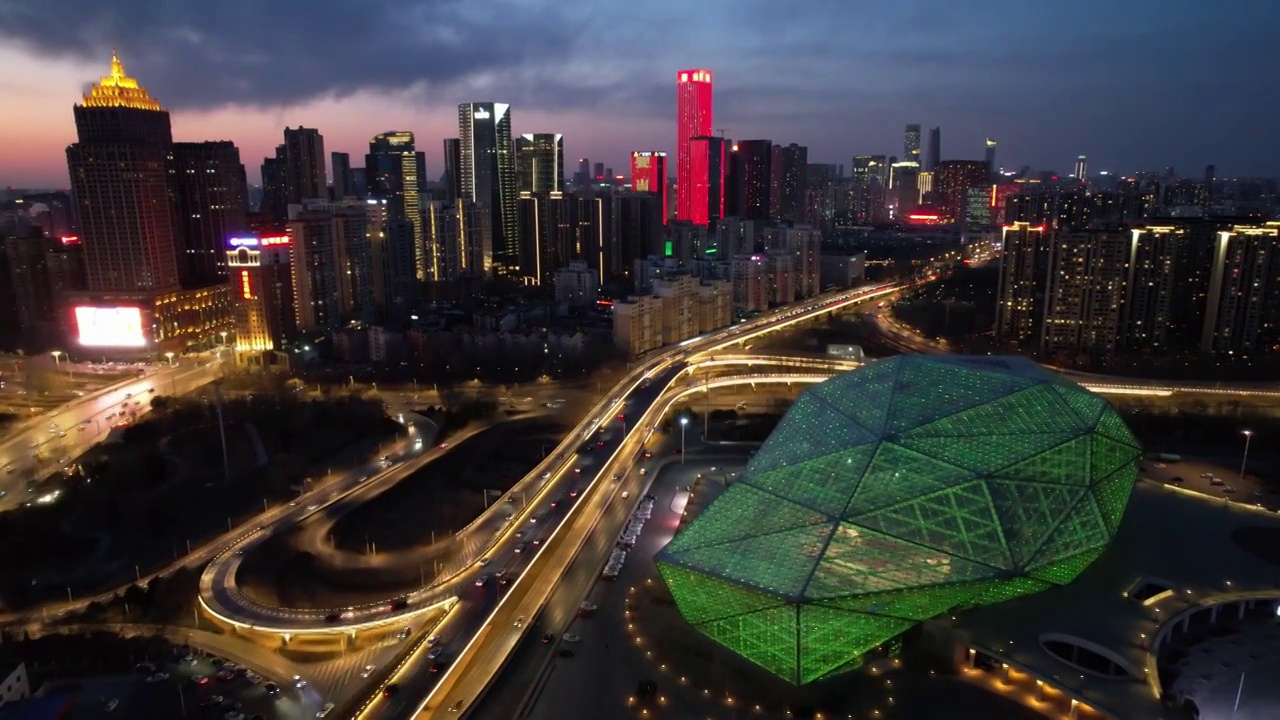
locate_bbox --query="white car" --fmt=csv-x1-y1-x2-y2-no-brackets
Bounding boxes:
514,615,525,628
316,703,335,718
562,633,581,643
359,664,375,678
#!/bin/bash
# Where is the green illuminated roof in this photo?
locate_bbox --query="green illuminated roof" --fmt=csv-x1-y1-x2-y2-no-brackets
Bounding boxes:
656,355,1141,684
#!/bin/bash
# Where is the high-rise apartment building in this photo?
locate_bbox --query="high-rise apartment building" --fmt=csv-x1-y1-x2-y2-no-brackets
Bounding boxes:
611,191,664,290
553,261,598,307
331,151,355,199
1074,155,1088,183
287,201,371,330
1041,230,1130,358
766,225,822,299
995,222,1050,346
517,191,571,285
613,294,664,356
735,140,773,221
934,160,991,222
67,52,179,293
366,131,427,280
630,152,668,224
168,140,249,287
904,124,922,165
260,148,288,221
442,138,462,203
926,127,941,172
425,199,492,281
282,127,326,204
849,155,887,223
1202,224,1280,354
516,133,564,193
226,234,295,358
774,144,808,223
675,69,714,223
458,102,517,276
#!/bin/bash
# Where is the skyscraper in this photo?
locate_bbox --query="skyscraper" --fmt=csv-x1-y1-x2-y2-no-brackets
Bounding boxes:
1074,155,1088,183
516,133,565,193
168,140,249,287
985,139,998,179
775,143,809,223
934,160,991,222
574,158,591,187
68,52,179,293
630,151,668,224
849,155,887,224
458,102,517,277
366,131,427,280
676,69,714,223
331,151,355,199
926,127,941,172
282,127,326,204
259,148,287,221
737,139,773,220
442,138,462,203
688,136,726,227
904,124,922,165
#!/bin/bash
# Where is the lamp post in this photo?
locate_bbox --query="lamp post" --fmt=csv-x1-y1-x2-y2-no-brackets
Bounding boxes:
164,351,175,367
680,416,689,465
50,350,63,367
1240,430,1253,483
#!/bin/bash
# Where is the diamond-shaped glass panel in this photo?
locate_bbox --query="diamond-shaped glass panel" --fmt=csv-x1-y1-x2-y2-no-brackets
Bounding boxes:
1052,383,1108,427
798,605,914,683
746,393,881,476
896,432,1078,476
1092,465,1138,533
886,357,1035,433
746,445,878,516
658,561,787,625
906,384,1082,437
843,442,975,516
854,482,1012,568
1025,493,1109,570
1027,546,1105,585
992,434,1092,486
661,483,831,555
818,581,986,621
987,481,1088,566
811,356,902,435
1091,432,1141,480
697,604,799,683
1095,405,1140,446
664,522,832,598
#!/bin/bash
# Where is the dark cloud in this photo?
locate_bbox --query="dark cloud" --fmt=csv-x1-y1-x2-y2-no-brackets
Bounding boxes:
0,0,586,109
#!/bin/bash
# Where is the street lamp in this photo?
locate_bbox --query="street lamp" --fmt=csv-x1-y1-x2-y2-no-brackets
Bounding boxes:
679,416,689,464
50,350,63,367
1240,430,1253,483
164,352,175,368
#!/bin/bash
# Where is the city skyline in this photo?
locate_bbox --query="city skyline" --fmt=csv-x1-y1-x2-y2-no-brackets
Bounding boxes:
2,0,1278,188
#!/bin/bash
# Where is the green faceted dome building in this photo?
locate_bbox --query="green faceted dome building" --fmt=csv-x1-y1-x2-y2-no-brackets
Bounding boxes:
656,355,1142,684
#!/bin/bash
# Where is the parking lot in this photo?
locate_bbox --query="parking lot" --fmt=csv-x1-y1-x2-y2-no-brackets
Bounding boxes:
1141,455,1277,510
39,644,317,720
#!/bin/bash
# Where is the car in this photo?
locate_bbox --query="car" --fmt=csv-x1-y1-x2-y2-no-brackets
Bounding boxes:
427,634,442,646
563,633,581,643
428,647,445,659
264,683,280,696
1170,476,1185,483
394,627,411,640
244,671,261,684
478,557,491,566
215,669,236,682
324,612,341,623
316,703,335,718
429,660,447,673
550,497,561,507
476,574,489,587
359,664,376,678
383,684,399,697
514,543,527,554
574,467,582,473
569,488,579,497
529,515,540,524
621,491,631,499
639,468,647,476
293,675,307,688
642,450,652,458
145,672,169,683
1210,476,1226,486
498,575,512,587
1224,486,1238,493
389,597,408,611
136,661,157,674
449,700,465,712
191,675,210,685
514,615,526,627
1153,462,1167,468
541,632,555,643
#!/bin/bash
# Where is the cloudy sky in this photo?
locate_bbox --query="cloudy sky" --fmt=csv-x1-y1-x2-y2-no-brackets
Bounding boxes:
2,0,1277,188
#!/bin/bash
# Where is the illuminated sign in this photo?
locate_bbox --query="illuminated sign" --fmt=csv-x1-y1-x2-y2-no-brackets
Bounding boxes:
260,235,290,246
907,214,941,225
74,306,146,348
473,107,490,120
240,270,253,299
229,237,259,247
229,235,289,248
60,235,80,245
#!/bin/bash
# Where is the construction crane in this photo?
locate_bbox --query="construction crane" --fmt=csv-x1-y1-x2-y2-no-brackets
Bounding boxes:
715,127,731,138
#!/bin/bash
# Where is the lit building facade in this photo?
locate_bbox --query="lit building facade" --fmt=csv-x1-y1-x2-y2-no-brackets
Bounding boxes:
168,140,249,287
517,133,565,194
630,152,668,225
676,69,714,224
613,294,664,356
935,160,991,222
458,102,518,277
226,235,295,358
366,132,427,280
688,136,725,226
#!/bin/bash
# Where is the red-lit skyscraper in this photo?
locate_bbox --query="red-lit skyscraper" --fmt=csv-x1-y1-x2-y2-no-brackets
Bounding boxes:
676,69,714,224
630,151,668,225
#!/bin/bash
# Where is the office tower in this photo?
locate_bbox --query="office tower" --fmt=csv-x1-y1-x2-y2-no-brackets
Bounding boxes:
849,155,887,224
734,140,773,221
442,138,462,203
676,69,714,223
688,136,725,226
226,233,295,356
996,222,1050,345
517,191,569,286
168,141,249,287
67,51,179,293
351,168,368,199
985,139,998,179
260,150,288,221
1041,230,1130,357
1202,224,1280,354
606,167,614,181
926,127,941,172
331,152,355,199
934,160,990,221
516,133,565,193
5,235,58,347
769,145,784,217
574,158,591,187
888,160,921,218
904,124,921,165
458,102,517,277
612,192,664,289
288,201,371,330
366,131,427,280
1074,155,1088,183
593,162,605,182
565,190,613,282
723,142,743,218
282,127,326,204
425,200,492,281
630,152,668,225
364,198,417,320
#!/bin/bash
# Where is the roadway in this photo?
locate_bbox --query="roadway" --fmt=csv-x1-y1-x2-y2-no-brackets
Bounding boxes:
0,357,230,510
